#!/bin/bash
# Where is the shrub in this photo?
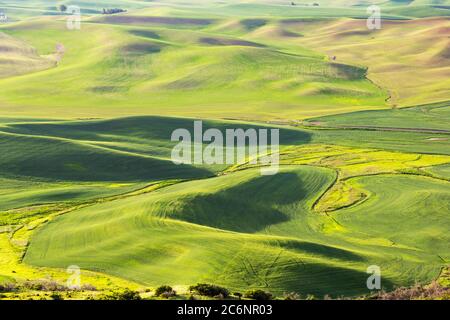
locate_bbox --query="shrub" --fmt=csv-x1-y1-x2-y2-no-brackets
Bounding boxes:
233,292,243,300
50,292,63,300
102,8,127,15
101,289,142,300
244,289,273,300
188,283,229,298
22,280,66,291
116,289,142,300
154,285,176,298
22,281,44,291
373,281,450,300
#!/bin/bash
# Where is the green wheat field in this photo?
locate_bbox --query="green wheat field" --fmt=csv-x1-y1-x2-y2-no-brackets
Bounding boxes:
0,0,449,300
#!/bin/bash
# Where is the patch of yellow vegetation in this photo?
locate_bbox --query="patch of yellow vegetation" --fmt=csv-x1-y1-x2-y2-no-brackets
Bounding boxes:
1,229,139,292
0,182,181,291
108,183,133,188
280,145,450,179
438,266,450,288
237,144,450,213
315,180,366,213
405,155,450,168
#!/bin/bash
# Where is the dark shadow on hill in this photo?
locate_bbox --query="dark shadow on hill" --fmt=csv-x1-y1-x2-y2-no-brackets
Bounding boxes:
0,116,311,182
265,261,396,297
3,115,312,148
0,132,211,182
241,19,267,30
121,42,164,55
275,239,364,262
199,37,265,48
166,172,309,233
128,30,161,40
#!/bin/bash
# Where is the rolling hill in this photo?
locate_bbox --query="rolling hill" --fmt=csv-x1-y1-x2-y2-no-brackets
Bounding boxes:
24,165,449,296
0,15,387,120
0,0,449,300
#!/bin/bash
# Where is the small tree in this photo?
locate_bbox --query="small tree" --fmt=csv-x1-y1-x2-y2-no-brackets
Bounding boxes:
59,4,67,12
154,285,176,297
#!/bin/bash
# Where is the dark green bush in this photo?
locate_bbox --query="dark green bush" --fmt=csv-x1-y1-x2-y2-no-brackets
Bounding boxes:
119,289,141,300
188,283,229,298
50,292,63,300
103,289,142,300
154,285,176,297
244,289,273,300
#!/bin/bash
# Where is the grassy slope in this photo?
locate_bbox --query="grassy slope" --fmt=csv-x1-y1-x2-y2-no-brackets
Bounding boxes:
2,0,448,25
1,4,448,119
0,32,54,78
0,1,449,298
311,129,450,155
0,129,211,182
291,17,450,107
0,178,146,211
0,116,310,183
426,164,450,179
308,101,450,131
25,165,449,296
304,101,450,155
0,10,388,120
1,115,449,297
334,174,450,262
